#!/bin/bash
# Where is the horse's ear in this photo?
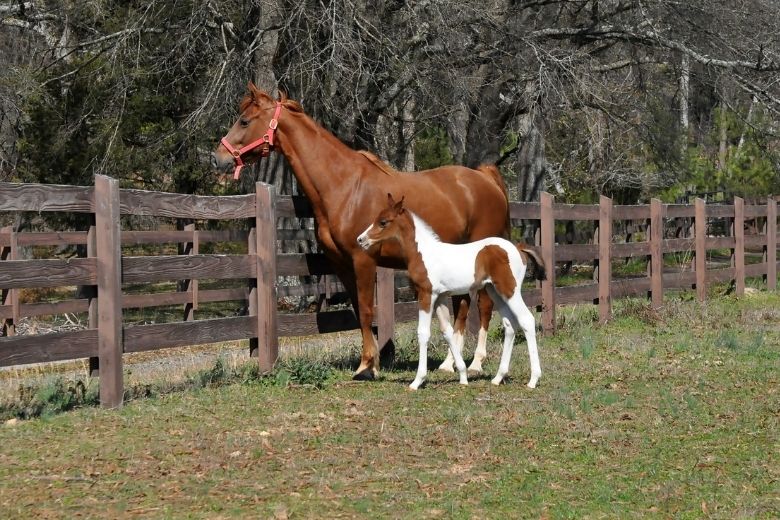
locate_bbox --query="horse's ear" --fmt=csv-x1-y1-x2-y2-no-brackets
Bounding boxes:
277,89,288,102
247,81,260,102
386,193,396,206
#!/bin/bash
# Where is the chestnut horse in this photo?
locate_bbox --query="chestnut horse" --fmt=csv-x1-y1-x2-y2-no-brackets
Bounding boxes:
212,83,509,380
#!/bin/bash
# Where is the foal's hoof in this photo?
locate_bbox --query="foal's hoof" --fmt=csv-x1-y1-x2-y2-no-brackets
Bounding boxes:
352,368,376,381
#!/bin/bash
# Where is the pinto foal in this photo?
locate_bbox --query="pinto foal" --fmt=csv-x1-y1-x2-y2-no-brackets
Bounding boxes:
358,195,546,390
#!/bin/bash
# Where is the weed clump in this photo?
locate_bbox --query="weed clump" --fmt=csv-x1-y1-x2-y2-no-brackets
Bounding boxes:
613,298,661,325
1,377,99,420
274,358,333,389
190,357,229,388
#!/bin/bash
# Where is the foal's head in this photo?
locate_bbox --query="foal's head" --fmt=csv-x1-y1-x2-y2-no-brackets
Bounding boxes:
357,194,413,251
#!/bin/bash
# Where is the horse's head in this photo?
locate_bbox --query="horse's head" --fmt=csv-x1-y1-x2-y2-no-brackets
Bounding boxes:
357,194,409,251
212,81,293,179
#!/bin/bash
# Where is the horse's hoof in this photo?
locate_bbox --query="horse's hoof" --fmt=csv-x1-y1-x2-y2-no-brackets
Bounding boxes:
352,368,376,381
437,362,455,373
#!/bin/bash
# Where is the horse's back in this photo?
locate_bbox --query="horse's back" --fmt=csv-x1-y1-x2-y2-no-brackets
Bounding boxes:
406,165,509,239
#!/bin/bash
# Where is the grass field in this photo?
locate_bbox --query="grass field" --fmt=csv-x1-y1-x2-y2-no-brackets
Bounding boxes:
1,292,778,518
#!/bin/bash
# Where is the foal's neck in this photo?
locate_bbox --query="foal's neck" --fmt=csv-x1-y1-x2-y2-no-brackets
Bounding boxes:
409,213,441,249
402,213,442,275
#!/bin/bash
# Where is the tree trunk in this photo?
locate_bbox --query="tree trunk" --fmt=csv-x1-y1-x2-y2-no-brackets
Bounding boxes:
679,53,690,156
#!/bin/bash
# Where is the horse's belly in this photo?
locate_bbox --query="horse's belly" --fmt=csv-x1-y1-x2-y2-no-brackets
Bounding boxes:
433,273,474,296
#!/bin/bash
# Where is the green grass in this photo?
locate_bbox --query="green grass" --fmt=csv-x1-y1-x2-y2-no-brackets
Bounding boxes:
1,292,779,518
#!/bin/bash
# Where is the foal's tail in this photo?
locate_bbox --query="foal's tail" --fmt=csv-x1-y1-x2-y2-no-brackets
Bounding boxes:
516,243,547,281
476,164,511,238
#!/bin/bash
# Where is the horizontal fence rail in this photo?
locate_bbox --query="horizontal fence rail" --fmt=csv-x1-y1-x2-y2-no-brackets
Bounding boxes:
0,177,778,408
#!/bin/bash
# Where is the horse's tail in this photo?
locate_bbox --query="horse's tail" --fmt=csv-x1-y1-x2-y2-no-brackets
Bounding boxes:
516,242,547,281
476,164,511,237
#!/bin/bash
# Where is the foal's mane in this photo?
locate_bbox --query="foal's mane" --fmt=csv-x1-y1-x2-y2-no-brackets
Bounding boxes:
409,211,441,243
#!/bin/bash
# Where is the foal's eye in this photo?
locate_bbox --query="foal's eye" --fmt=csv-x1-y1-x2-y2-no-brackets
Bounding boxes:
379,219,388,228
239,118,250,128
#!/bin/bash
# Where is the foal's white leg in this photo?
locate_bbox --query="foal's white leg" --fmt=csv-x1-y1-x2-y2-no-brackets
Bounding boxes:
492,313,516,386
505,293,541,388
410,306,434,390
436,305,456,373
467,326,488,373
433,304,468,384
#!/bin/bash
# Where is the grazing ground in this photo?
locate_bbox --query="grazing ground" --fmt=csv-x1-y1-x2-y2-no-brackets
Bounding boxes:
1,292,779,518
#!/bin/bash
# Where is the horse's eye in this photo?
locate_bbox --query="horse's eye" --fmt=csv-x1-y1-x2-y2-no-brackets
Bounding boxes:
239,118,250,128
379,219,388,228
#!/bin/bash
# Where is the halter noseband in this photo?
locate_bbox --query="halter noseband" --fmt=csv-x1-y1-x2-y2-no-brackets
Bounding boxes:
220,101,283,180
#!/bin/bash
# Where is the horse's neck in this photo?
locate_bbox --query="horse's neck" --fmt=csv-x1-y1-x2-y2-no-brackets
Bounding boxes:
277,114,363,210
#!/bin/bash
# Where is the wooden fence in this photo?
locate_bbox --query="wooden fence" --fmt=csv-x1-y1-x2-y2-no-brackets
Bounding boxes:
0,177,777,407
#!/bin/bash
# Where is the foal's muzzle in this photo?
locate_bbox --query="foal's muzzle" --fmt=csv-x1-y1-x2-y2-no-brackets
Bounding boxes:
356,230,374,250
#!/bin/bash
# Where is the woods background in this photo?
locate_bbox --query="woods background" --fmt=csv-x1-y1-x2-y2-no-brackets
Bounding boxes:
1,0,779,207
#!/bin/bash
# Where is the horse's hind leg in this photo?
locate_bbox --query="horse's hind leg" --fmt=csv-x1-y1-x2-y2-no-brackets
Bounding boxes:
467,289,493,373
505,292,541,388
438,295,469,372
487,291,517,386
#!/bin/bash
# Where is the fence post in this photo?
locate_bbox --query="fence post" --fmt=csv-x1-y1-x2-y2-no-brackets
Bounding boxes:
94,175,124,408
254,182,278,373
87,223,99,376
182,223,198,321
598,195,612,323
649,199,664,308
767,197,777,290
540,192,555,333
376,267,395,363
733,197,745,296
695,198,707,301
1,226,17,336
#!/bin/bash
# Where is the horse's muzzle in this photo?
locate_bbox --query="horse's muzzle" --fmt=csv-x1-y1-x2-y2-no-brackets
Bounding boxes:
210,152,234,174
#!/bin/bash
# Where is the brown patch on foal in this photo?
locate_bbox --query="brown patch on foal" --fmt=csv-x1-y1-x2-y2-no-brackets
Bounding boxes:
474,245,516,299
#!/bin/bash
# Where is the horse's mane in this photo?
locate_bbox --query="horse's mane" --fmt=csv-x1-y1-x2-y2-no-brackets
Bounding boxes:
357,150,396,177
240,89,304,114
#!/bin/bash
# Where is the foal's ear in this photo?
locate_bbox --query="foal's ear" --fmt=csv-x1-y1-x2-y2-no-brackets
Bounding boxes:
386,193,405,212
393,196,406,214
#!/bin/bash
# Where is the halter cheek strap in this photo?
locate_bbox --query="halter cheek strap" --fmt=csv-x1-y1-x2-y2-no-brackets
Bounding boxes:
221,102,283,180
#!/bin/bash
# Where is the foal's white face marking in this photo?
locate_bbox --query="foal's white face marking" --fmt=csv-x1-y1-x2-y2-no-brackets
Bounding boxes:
356,224,375,250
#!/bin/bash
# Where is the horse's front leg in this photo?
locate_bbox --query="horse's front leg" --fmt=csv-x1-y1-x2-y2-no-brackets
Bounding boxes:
468,289,494,373
437,295,469,373
410,294,436,390
352,253,380,380
435,301,468,385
